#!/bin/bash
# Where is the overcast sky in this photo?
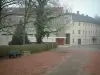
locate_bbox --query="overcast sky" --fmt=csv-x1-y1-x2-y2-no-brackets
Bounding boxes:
60,0,100,17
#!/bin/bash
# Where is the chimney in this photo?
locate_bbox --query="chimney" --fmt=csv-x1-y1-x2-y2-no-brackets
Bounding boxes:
77,11,79,15
86,15,88,17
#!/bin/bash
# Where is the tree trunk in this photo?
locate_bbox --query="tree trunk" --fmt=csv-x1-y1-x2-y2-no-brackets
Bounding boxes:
35,6,44,44
35,30,43,44
23,24,26,45
36,37,43,44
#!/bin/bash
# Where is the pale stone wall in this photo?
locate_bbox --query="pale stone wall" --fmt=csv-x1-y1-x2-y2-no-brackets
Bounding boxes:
66,20,100,45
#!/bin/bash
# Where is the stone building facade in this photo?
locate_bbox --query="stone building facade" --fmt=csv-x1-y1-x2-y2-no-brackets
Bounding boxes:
0,8,100,45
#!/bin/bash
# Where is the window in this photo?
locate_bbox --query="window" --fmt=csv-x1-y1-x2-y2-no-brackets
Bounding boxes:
73,39,74,43
91,31,92,35
83,30,84,34
8,34,13,35
73,22,74,26
93,31,95,34
93,31,94,35
83,39,84,43
17,16,23,18
83,22,84,26
2,34,7,35
7,9,12,12
2,34,12,35
86,31,87,34
78,30,81,34
79,22,80,26
28,34,33,36
73,30,74,34
89,31,90,34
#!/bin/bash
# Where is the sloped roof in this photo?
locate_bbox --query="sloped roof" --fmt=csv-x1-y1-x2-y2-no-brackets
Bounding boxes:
69,13,100,24
5,7,63,16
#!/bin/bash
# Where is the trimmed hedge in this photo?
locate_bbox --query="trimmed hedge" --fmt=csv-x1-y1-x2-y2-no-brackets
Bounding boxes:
0,45,9,57
45,42,57,50
0,43,57,57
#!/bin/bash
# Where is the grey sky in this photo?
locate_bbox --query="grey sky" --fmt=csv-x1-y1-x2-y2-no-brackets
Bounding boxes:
60,0,100,17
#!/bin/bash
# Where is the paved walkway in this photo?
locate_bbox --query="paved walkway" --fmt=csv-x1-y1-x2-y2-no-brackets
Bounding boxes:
46,50,89,75
58,44,71,48
46,45,100,75
85,50,100,75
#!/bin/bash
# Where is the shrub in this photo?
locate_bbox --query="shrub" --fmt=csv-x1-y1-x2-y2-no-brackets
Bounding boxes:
0,43,57,57
45,42,58,50
10,22,30,45
0,45,9,57
8,44,47,54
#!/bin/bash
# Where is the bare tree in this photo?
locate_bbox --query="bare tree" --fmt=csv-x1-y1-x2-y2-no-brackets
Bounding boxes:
1,0,70,44
0,0,34,45
16,0,37,44
10,19,30,45
32,0,69,44
0,0,18,31
15,0,68,44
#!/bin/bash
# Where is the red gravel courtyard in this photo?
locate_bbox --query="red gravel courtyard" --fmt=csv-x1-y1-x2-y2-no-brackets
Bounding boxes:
0,51,68,75
85,51,100,75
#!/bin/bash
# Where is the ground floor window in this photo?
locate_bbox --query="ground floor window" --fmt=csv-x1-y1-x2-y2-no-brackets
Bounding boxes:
73,39,74,43
78,39,81,44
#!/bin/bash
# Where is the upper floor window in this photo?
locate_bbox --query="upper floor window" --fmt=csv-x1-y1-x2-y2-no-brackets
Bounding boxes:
85,24,87,27
73,22,74,26
79,22,80,26
89,31,90,34
85,31,87,34
2,34,7,35
83,22,84,26
93,31,94,35
28,34,33,36
91,31,92,35
83,30,84,34
83,39,84,43
92,24,94,28
94,25,95,27
93,31,95,34
78,30,81,34
7,9,12,12
2,34,12,36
